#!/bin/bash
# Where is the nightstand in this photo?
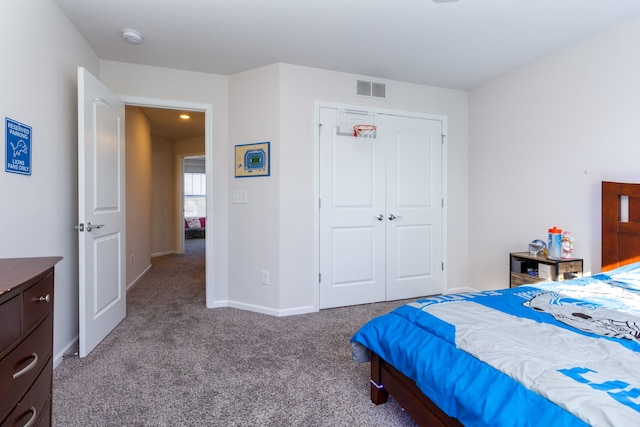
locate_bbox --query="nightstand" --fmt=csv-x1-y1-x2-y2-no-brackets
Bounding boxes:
510,252,583,288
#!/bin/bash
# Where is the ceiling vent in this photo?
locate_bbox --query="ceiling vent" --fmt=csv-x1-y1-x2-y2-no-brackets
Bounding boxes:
356,80,386,99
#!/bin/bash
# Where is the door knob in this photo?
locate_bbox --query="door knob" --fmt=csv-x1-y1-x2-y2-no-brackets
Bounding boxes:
388,214,402,221
376,214,384,221
86,222,105,232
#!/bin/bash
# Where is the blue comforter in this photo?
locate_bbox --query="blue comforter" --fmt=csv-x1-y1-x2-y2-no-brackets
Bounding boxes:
351,262,640,427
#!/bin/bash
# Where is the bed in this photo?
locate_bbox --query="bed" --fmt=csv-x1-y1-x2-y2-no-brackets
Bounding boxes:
351,181,640,426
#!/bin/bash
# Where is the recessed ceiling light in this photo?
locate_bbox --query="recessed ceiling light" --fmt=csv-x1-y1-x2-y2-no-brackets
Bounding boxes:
179,114,191,120
121,29,143,44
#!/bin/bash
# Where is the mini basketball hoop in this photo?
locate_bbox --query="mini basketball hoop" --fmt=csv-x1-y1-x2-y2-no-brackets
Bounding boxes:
353,124,377,142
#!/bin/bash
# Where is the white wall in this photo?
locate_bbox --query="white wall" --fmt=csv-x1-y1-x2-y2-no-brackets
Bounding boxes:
12,0,635,369
226,63,469,315
0,2,467,362
0,0,100,364
125,106,152,285
278,64,470,310
177,137,205,160
228,65,282,312
222,62,471,314
469,17,640,290
151,135,177,255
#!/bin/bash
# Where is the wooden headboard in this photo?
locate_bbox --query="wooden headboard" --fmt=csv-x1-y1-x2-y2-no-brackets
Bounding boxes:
602,181,640,271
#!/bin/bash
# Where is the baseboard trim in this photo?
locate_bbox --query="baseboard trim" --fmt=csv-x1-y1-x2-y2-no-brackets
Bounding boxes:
209,299,316,317
277,305,317,316
207,299,229,309
53,336,79,368
151,250,176,258
446,286,479,294
127,264,152,292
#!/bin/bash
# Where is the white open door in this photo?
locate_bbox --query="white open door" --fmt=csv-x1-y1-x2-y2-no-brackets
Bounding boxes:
77,67,126,358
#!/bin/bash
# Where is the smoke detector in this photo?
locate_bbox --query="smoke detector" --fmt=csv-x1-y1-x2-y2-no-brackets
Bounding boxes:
121,29,144,45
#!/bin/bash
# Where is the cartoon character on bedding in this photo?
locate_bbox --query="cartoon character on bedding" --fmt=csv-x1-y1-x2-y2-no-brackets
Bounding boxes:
524,292,640,341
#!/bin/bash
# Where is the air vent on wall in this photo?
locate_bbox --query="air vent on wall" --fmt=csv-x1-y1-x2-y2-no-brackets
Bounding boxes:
356,79,387,99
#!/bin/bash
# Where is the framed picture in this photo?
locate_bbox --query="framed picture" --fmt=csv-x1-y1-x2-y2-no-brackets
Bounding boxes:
235,141,270,178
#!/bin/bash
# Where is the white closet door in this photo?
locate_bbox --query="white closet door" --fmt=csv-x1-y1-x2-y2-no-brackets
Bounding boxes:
319,107,444,309
379,114,444,300
318,107,386,309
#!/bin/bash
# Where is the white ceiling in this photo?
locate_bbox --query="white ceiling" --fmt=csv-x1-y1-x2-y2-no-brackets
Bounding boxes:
55,0,640,91
135,106,205,140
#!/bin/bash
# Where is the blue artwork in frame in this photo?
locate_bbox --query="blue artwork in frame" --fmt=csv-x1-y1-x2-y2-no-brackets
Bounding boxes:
235,141,270,177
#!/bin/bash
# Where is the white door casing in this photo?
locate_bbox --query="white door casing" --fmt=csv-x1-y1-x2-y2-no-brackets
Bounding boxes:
318,106,444,309
77,67,126,358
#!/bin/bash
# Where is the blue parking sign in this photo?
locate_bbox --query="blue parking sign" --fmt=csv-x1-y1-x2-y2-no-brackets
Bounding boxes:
5,117,32,175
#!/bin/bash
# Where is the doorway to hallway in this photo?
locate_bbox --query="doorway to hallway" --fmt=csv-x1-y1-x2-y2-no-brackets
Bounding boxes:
122,96,215,309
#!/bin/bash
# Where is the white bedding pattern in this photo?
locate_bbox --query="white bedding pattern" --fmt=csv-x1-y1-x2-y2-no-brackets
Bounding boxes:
428,300,640,426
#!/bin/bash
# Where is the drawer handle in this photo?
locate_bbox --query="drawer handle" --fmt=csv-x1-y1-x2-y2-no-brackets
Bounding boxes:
13,353,38,379
38,294,51,303
22,406,37,427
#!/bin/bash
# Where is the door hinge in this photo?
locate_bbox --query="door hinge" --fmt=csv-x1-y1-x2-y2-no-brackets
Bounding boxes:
441,198,444,208
319,198,321,209
319,272,322,283
442,262,444,271
441,134,445,144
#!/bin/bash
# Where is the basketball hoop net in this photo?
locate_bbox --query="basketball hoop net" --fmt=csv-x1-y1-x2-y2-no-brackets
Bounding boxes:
353,124,377,142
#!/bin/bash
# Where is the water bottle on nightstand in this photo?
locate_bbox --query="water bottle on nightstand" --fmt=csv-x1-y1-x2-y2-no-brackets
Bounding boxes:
548,226,562,260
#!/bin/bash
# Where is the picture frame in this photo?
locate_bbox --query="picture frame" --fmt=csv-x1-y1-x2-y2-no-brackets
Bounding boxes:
235,141,270,178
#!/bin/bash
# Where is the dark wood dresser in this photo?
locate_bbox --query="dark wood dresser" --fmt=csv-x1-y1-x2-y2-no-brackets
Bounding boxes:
0,257,61,427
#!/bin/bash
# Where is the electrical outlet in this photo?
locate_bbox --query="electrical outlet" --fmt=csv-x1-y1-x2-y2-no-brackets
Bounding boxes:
261,270,269,285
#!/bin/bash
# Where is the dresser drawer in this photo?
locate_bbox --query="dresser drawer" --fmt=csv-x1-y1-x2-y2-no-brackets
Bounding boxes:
0,258,59,427
0,314,52,422
0,296,21,355
22,272,53,333
1,358,52,427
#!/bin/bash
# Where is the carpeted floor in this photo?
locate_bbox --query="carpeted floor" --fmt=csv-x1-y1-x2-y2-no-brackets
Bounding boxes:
52,238,417,426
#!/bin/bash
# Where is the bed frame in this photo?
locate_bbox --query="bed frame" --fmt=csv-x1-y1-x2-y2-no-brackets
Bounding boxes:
370,352,461,427
367,181,640,426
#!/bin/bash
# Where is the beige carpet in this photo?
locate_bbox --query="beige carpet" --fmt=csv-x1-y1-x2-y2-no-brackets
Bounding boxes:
52,238,417,426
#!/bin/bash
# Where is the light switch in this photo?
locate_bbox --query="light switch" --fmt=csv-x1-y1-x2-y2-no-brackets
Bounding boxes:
232,191,247,204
